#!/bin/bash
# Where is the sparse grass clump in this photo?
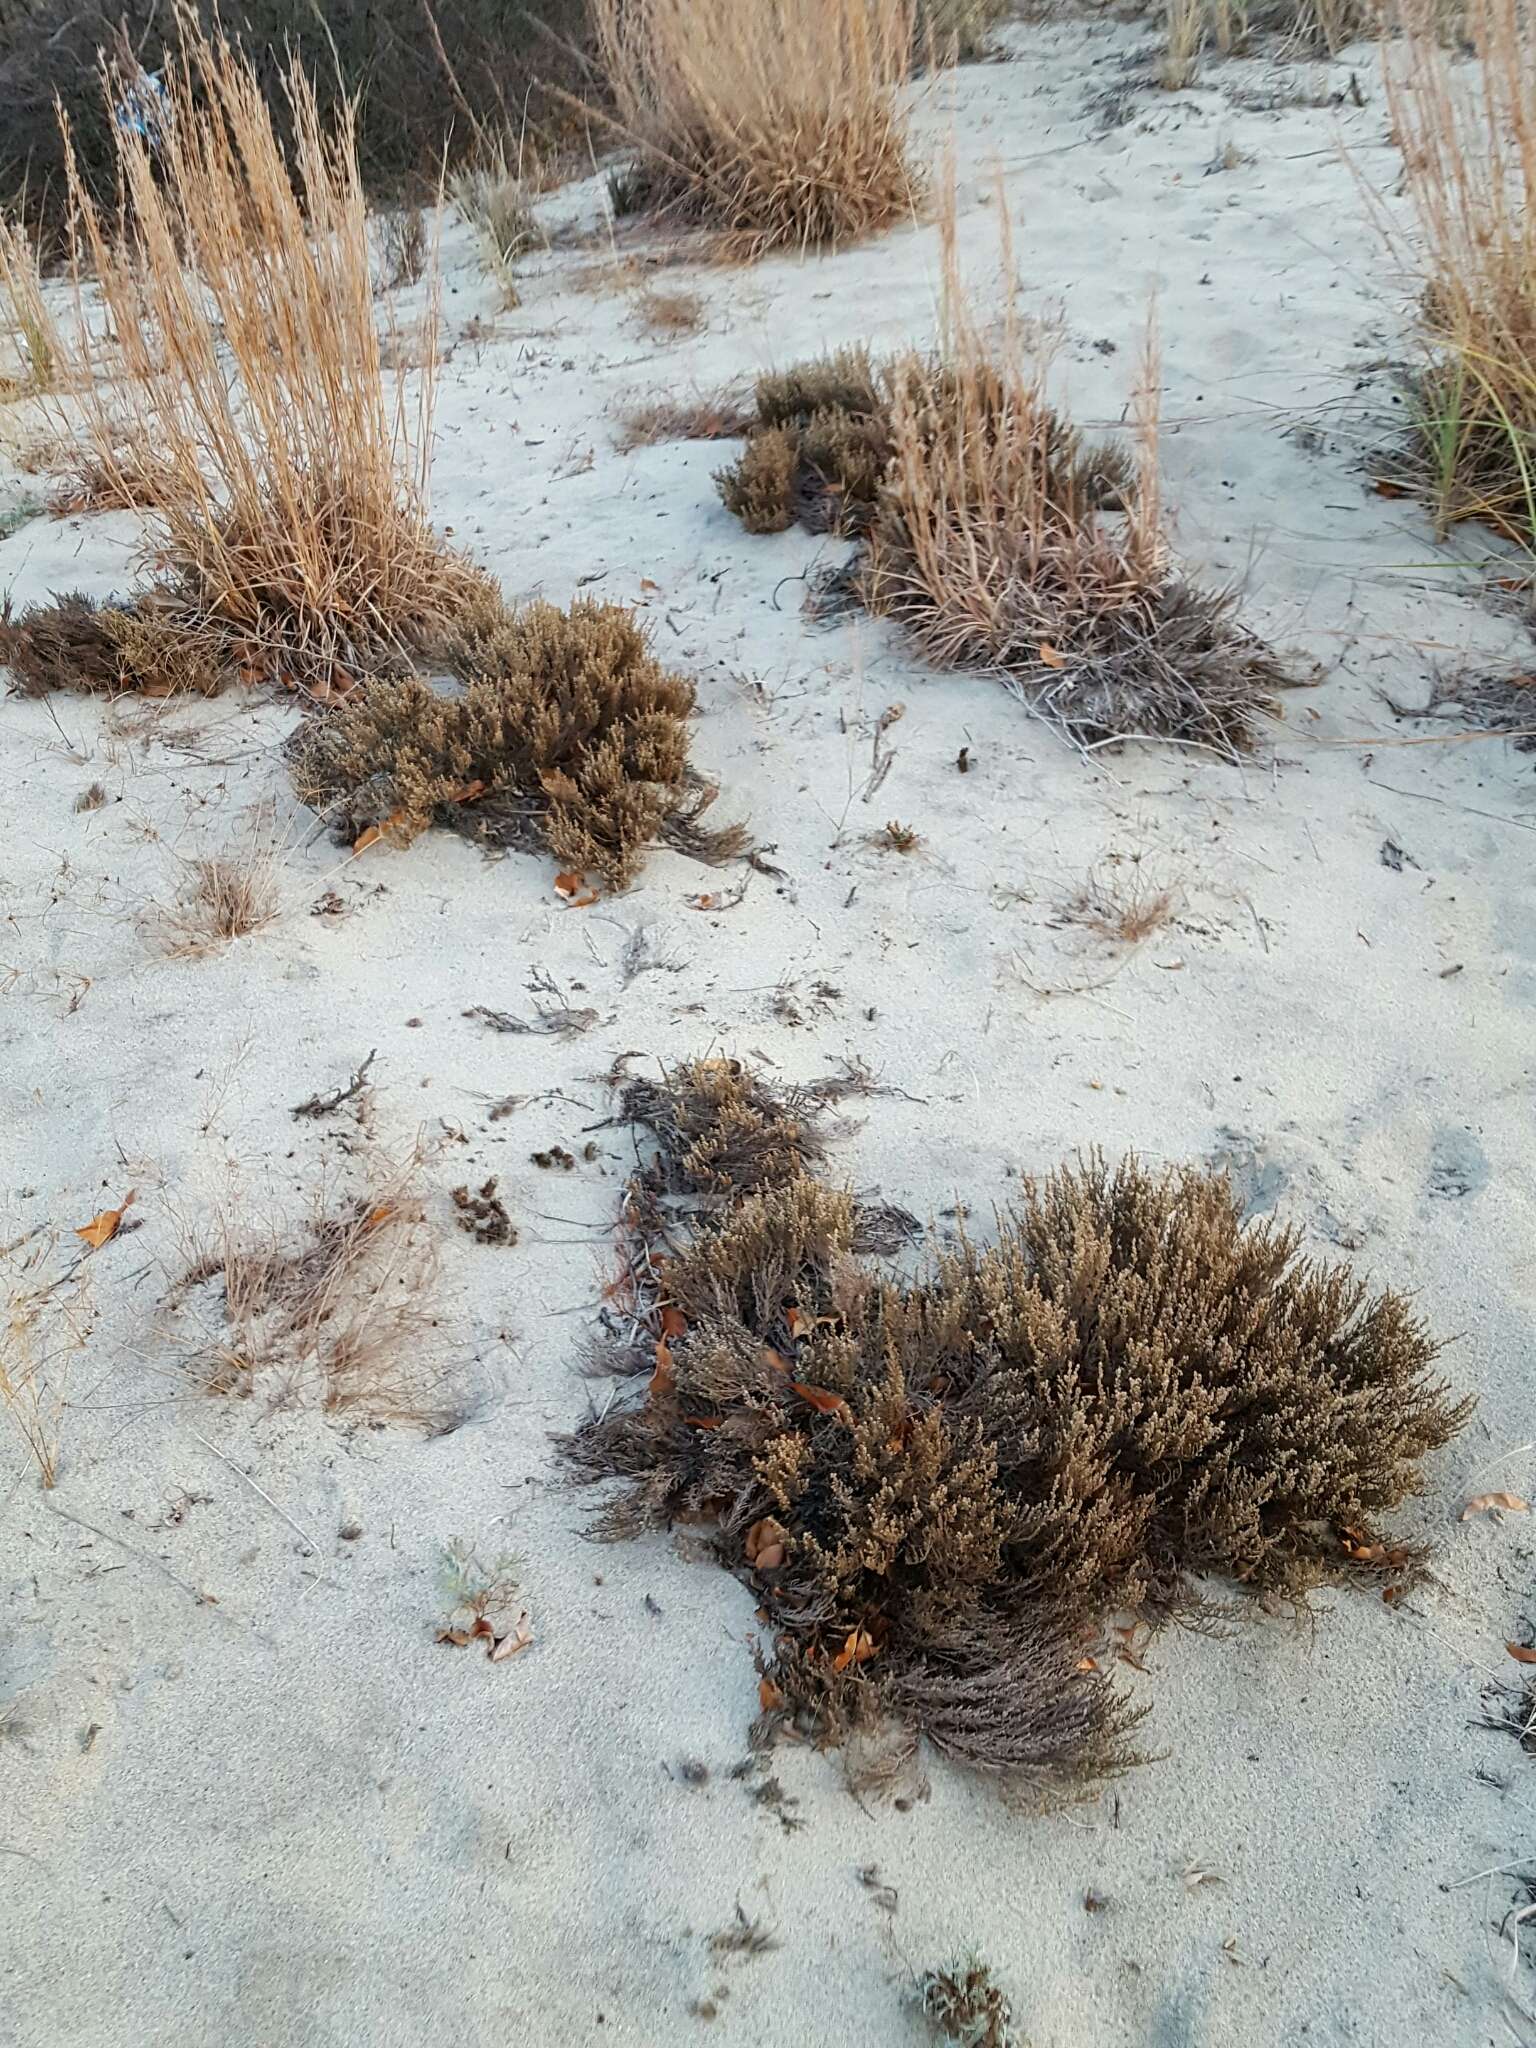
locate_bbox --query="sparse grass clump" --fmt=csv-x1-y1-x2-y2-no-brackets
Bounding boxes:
170,1145,456,1426
289,592,744,889
615,389,756,451
561,1057,1469,1798
379,206,428,289
57,28,480,691
1,1232,93,1488
591,0,920,257
1382,0,1536,551
918,0,1012,64
717,221,1288,754
633,283,706,339
1064,858,1179,943
145,813,283,957
1160,0,1381,81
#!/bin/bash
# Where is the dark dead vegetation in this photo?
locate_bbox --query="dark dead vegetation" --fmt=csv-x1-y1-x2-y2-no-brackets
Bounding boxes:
559,1055,1470,1801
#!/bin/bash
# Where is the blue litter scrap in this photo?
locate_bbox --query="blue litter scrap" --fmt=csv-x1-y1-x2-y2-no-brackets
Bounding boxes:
113,70,172,144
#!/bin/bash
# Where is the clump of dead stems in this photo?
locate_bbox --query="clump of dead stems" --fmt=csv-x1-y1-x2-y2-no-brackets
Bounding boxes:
591,0,921,256
717,194,1289,755
560,1055,1470,1802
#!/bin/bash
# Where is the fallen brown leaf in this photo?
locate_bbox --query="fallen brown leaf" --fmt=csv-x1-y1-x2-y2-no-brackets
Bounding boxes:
790,1379,853,1424
76,1188,136,1250
491,1614,533,1661
1508,1643,1536,1666
554,869,599,907
1462,1491,1530,1520
832,1627,878,1672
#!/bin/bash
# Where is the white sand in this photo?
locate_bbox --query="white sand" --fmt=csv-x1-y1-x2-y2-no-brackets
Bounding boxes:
3,16,1535,2046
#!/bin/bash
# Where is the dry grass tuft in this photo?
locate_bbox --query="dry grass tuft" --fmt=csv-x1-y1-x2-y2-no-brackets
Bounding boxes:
633,282,707,339
449,137,541,303
379,206,428,290
561,1056,1470,1798
289,588,745,890
0,217,70,395
169,1144,456,1426
615,388,756,451
1064,858,1179,943
1,1232,93,1488
144,814,283,958
591,0,921,257
1161,0,1381,81
718,209,1288,754
56,27,478,690
1400,659,1536,747
1382,0,1536,550
0,591,225,698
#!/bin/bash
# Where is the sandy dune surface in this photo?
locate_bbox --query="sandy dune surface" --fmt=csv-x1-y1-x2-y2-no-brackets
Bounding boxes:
3,15,1535,2047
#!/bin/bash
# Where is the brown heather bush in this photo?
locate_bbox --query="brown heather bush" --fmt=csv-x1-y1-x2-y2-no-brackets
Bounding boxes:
0,591,225,697
591,0,920,257
56,28,480,691
289,591,745,890
1381,0,1536,552
560,1057,1470,1799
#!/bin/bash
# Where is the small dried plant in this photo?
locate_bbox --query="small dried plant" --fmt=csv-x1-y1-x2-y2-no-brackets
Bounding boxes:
439,1536,522,1627
590,0,921,256
919,1956,1019,2048
168,1143,456,1426
0,1231,93,1489
54,27,478,689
